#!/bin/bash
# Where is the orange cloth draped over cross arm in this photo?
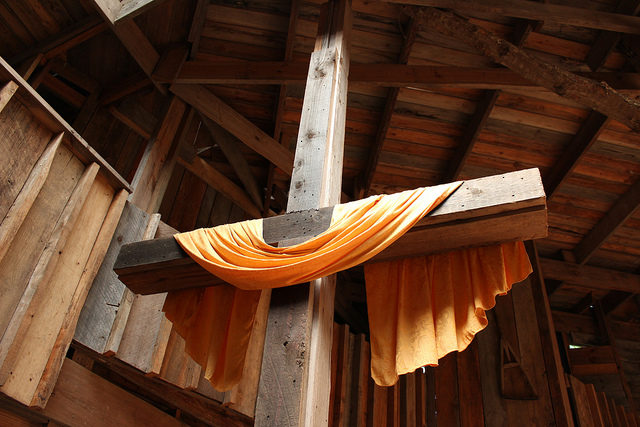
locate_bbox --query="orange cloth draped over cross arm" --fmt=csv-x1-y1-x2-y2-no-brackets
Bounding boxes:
163,182,532,390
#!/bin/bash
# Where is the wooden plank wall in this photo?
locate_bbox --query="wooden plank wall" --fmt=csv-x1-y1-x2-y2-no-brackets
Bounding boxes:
569,375,640,427
0,72,126,408
327,275,561,427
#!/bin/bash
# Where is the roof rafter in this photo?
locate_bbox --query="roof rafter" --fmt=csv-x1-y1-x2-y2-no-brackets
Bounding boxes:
387,0,640,34
544,110,610,199
171,83,294,175
444,19,537,182
573,178,640,264
89,0,164,25
586,0,640,71
359,17,417,196
9,15,107,67
410,6,640,132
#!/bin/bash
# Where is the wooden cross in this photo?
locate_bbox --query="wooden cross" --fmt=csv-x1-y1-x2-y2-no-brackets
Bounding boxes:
113,2,547,425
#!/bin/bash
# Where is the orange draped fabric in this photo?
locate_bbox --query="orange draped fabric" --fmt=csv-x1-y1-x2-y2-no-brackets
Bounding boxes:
364,241,532,386
163,182,532,390
171,183,461,290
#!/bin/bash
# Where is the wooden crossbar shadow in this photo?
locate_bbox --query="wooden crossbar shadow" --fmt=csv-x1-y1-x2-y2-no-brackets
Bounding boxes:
114,168,547,295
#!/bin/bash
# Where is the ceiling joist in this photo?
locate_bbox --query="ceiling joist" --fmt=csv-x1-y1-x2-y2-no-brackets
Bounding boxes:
359,17,418,196
573,178,640,264
175,62,640,91
540,257,640,293
444,19,537,183
544,111,610,199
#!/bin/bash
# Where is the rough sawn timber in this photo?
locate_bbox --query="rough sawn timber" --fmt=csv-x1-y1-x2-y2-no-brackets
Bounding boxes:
412,7,640,132
114,168,547,295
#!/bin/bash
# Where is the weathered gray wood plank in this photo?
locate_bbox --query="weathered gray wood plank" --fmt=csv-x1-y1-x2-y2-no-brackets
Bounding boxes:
74,201,151,353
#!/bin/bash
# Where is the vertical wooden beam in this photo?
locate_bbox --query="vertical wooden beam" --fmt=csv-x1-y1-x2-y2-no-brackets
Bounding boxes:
32,189,128,407
254,2,351,426
130,96,187,213
525,241,575,427
0,163,99,384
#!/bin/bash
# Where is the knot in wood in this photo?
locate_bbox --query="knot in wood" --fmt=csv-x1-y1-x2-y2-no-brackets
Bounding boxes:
313,66,326,78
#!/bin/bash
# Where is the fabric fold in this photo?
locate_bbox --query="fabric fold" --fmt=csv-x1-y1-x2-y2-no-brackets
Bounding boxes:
364,241,532,386
172,182,462,290
163,181,532,390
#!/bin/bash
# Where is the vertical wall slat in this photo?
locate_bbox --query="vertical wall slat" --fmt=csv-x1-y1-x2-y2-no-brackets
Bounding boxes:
0,81,19,113
0,162,99,385
457,342,484,427
0,167,113,406
0,132,62,263
32,186,128,407
436,352,461,427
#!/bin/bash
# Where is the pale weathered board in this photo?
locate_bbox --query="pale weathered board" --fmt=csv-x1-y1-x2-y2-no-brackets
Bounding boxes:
0,172,113,406
74,201,152,353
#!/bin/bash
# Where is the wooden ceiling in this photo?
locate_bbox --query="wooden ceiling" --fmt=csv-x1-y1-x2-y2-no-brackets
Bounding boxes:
1,0,639,406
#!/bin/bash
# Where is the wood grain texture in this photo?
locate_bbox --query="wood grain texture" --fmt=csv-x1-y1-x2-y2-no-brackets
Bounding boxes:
0,56,130,191
177,153,262,219
392,0,640,34
111,20,162,89
0,162,99,388
0,169,111,407
171,83,294,175
201,116,264,209
540,258,640,293
114,168,547,294
32,188,128,408
176,62,640,89
74,201,152,354
130,96,186,213
0,80,18,113
0,132,62,264
43,359,185,427
525,241,574,427
72,344,254,426
573,178,640,264
413,7,640,132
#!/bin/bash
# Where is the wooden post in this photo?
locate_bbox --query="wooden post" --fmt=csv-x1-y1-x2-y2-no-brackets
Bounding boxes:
254,1,351,426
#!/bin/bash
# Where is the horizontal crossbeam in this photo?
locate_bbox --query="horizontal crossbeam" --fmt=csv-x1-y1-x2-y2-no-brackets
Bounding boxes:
175,61,640,91
114,168,547,294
